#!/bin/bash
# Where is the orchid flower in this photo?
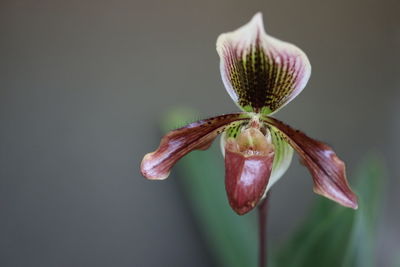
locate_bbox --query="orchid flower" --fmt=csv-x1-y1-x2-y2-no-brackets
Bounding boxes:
141,13,358,215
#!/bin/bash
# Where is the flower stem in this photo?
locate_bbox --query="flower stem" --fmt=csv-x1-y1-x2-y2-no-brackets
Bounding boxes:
258,192,270,267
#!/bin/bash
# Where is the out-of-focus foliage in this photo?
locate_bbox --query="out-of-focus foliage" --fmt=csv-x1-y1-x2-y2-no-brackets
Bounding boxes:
272,156,384,267
162,108,386,267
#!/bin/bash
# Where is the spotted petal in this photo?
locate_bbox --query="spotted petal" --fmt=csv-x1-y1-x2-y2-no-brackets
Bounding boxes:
262,116,358,209
141,113,249,180
217,13,311,115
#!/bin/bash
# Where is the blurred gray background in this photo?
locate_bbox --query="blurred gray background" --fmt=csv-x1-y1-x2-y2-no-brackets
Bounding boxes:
0,0,399,266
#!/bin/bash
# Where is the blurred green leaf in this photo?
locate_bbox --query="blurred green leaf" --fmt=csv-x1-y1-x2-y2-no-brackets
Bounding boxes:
342,156,384,267
273,156,385,267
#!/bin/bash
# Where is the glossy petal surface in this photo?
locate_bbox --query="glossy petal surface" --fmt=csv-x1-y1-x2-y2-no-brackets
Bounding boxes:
141,113,249,180
217,13,311,114
221,123,293,194
262,116,358,209
224,128,275,215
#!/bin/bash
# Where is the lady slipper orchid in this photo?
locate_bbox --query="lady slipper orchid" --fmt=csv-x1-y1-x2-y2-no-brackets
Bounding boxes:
141,13,358,215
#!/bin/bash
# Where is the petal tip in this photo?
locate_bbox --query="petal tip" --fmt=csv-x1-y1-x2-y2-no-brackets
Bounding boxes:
313,186,359,210
250,12,264,28
216,12,265,54
342,198,358,210
232,203,256,215
347,195,359,210
341,195,359,210
140,152,170,180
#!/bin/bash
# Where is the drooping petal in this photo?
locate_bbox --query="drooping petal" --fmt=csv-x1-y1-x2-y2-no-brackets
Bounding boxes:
217,13,311,115
262,116,358,209
224,128,275,215
141,113,250,180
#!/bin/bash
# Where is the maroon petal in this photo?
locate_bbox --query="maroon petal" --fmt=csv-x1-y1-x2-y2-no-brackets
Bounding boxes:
263,116,358,209
224,129,275,215
141,113,249,180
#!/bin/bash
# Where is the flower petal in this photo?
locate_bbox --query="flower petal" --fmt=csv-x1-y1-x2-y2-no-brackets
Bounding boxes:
217,13,311,115
141,113,250,180
221,124,293,192
266,126,294,191
224,129,275,215
262,116,358,209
